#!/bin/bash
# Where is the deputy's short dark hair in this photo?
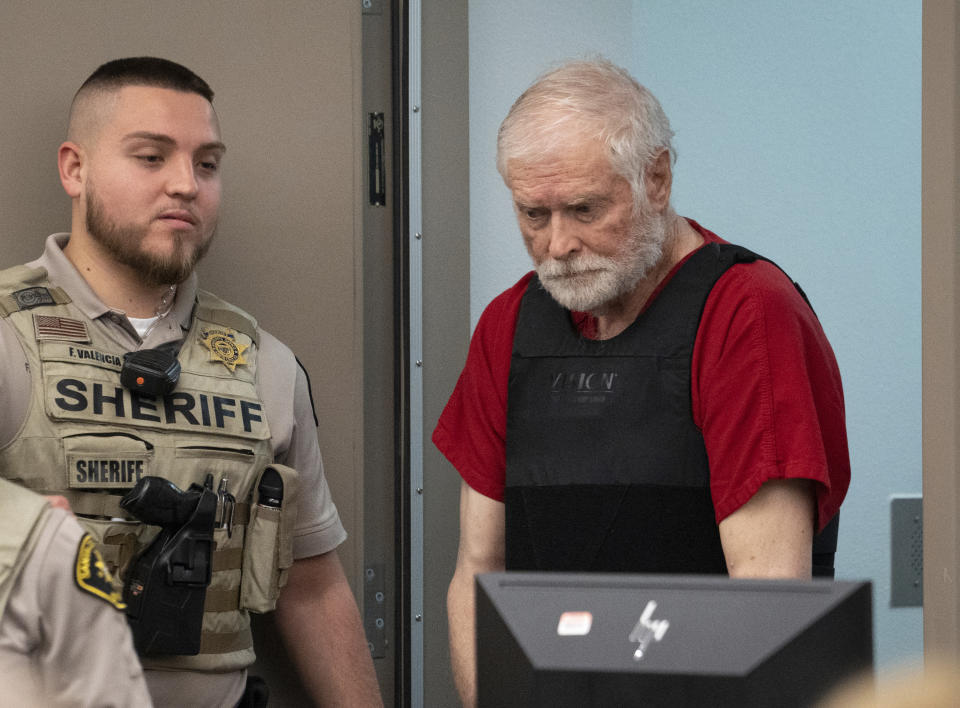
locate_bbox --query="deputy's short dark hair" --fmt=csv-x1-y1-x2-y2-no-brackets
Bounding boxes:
78,56,214,102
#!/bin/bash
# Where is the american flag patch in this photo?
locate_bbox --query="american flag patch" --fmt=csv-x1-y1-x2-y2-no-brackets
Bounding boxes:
34,314,89,342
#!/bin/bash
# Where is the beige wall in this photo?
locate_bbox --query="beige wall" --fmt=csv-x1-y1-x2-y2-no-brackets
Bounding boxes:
922,0,960,659
0,2,365,590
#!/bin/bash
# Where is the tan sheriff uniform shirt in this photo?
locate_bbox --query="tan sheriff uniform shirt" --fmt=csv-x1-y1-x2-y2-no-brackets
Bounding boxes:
0,234,348,707
0,493,153,707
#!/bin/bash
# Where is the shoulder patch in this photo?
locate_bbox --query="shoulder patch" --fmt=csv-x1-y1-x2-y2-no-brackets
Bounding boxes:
74,534,126,610
12,286,56,310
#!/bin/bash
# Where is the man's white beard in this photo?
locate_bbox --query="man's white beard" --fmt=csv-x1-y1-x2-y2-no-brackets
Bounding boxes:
535,209,669,314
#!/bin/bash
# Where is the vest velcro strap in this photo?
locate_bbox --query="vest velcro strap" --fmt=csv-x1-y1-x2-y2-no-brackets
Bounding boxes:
212,547,243,572
102,531,139,573
199,627,253,655
0,294,23,317
215,501,250,528
233,502,250,525
65,491,127,519
97,543,120,569
204,585,241,612
48,287,71,305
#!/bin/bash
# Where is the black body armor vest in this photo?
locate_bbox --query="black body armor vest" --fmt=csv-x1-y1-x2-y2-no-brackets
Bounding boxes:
505,242,838,576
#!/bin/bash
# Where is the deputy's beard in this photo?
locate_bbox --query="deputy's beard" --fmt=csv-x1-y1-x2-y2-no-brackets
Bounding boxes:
85,187,215,287
536,207,668,314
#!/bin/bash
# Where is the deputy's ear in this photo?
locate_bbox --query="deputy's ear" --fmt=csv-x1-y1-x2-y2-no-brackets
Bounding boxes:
644,149,672,212
58,141,85,198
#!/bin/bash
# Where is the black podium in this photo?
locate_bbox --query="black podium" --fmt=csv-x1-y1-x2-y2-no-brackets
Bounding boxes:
476,573,872,708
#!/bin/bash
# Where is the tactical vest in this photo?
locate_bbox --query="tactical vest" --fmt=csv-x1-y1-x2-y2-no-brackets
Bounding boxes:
0,479,50,617
0,264,281,672
507,243,818,574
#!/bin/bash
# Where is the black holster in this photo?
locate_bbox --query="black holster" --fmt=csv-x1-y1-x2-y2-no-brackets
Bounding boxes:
121,476,218,655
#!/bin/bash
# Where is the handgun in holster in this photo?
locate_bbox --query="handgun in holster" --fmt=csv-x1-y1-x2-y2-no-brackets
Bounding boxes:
120,475,218,655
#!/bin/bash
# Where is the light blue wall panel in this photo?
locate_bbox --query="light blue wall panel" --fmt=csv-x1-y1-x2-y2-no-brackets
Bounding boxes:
632,0,922,671
468,0,634,322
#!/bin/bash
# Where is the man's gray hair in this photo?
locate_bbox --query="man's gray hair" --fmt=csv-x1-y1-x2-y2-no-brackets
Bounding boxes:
496,58,675,210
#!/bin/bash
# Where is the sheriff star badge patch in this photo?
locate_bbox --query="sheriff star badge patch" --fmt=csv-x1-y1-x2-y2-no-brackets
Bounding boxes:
199,327,249,372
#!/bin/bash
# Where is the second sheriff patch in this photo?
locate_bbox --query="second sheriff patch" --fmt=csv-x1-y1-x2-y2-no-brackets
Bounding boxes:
199,327,248,372
74,534,126,610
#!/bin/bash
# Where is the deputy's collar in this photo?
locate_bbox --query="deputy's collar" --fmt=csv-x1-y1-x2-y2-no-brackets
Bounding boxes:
30,233,199,347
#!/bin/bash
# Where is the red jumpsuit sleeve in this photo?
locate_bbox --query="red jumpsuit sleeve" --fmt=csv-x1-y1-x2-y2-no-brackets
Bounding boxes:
432,274,534,502
691,260,850,532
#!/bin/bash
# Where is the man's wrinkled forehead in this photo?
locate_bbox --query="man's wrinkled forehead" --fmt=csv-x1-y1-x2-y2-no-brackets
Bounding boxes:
503,126,611,184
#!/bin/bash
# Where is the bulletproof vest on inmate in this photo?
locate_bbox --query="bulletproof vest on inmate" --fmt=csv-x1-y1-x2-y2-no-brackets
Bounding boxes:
0,264,274,673
505,243,768,574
